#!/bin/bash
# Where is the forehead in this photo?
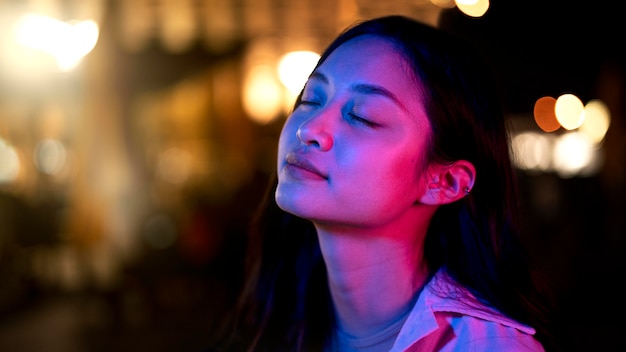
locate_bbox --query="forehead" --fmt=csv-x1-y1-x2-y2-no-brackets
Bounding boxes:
313,35,426,120
315,35,421,100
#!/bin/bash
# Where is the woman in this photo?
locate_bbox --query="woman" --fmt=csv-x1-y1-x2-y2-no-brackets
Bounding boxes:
218,15,558,352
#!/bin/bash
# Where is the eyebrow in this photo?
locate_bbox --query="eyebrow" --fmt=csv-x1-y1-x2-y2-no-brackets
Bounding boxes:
308,72,408,112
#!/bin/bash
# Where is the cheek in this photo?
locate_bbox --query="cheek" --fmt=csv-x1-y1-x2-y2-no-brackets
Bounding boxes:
278,118,298,150
380,151,425,200
280,118,295,139
388,160,420,192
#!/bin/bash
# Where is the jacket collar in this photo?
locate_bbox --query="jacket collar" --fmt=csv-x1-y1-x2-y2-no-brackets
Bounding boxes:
391,269,535,351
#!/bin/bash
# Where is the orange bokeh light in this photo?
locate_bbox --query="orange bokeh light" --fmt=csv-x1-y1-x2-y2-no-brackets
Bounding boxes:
533,96,560,132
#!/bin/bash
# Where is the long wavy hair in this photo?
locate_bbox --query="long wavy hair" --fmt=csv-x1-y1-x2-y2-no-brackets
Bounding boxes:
218,15,558,352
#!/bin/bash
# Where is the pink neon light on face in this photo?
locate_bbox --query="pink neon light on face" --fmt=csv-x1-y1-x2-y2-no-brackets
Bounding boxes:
276,35,433,229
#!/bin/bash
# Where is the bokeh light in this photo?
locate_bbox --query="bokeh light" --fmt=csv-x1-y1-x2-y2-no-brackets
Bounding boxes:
512,131,553,171
0,138,20,183
454,0,489,17
13,14,99,71
555,93,584,130
552,131,596,178
242,64,283,124
533,96,560,132
579,99,611,144
277,50,320,95
33,138,67,175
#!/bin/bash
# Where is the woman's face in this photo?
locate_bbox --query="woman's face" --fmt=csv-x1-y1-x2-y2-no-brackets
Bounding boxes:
276,35,433,229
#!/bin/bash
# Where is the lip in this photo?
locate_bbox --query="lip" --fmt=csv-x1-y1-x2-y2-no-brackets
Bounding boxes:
284,153,328,180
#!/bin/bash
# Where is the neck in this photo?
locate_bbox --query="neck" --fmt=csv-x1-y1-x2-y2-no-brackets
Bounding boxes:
314,214,432,338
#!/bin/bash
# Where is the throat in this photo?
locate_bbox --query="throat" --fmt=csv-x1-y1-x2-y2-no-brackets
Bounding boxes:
331,298,413,352
328,266,426,340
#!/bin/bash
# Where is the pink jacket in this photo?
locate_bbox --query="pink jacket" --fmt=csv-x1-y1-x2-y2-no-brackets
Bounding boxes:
390,270,545,352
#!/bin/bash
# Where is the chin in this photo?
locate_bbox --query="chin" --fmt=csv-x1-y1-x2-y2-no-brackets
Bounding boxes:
275,189,300,214
275,193,318,221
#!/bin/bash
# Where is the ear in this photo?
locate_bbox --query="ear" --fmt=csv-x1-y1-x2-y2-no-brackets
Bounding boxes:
418,160,476,205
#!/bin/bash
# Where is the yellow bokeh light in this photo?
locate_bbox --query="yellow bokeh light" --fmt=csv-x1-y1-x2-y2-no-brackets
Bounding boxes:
552,132,594,177
555,93,584,130
277,50,320,96
579,99,610,144
454,0,489,17
14,14,99,71
243,64,283,124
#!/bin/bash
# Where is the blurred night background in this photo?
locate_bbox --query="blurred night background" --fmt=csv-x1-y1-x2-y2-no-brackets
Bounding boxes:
0,0,624,351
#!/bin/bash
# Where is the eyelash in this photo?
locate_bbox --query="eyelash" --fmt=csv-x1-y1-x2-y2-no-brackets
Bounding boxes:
299,99,320,107
298,99,379,128
348,113,378,128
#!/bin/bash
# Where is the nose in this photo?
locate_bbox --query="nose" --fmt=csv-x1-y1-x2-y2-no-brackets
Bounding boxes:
296,117,333,151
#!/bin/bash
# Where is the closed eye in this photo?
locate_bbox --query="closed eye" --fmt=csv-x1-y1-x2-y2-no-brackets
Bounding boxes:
348,112,379,128
299,100,321,106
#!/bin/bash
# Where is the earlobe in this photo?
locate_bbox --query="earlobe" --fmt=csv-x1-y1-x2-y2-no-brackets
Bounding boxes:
418,160,476,205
